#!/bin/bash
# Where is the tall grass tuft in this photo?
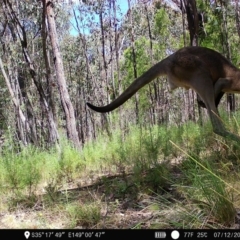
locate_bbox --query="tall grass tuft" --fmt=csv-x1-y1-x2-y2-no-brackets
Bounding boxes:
175,146,236,226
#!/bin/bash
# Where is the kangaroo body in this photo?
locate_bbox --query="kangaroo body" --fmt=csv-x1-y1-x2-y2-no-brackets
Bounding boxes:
87,46,240,142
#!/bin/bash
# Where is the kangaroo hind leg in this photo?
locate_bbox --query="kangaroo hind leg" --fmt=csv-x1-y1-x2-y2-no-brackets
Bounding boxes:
193,77,240,143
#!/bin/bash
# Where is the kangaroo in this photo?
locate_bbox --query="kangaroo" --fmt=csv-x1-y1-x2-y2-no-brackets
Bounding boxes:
87,46,240,142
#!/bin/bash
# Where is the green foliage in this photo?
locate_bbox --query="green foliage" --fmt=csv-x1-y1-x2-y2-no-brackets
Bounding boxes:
120,38,158,116
154,8,183,51
118,7,183,120
66,202,101,228
0,146,41,195
57,143,86,183
121,37,151,83
154,8,170,37
0,138,87,206
198,0,240,65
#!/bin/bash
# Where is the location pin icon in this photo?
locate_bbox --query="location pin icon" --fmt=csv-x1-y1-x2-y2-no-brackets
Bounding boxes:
24,231,30,239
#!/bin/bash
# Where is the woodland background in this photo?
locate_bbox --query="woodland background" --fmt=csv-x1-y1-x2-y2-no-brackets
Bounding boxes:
1,0,240,148
1,0,240,229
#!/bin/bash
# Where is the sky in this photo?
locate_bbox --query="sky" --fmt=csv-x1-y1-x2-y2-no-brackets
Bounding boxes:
116,0,129,15
69,0,129,36
68,0,180,36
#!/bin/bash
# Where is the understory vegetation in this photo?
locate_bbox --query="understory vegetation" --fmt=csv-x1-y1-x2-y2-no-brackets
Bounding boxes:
1,110,240,229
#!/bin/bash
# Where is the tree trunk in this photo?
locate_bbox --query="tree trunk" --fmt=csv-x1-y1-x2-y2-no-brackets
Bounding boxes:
181,0,200,123
145,3,157,126
220,0,235,112
235,0,240,37
98,2,111,136
42,0,57,125
45,0,80,148
127,0,139,123
0,57,28,145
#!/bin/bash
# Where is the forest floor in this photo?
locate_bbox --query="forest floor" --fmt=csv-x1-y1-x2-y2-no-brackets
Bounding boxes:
0,171,175,229
1,120,240,229
1,160,240,229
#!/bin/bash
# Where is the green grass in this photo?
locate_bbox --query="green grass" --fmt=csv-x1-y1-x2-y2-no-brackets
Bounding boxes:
175,153,236,226
0,112,240,228
66,202,101,228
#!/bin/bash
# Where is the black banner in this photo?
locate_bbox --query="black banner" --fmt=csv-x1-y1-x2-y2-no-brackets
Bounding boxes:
0,229,240,239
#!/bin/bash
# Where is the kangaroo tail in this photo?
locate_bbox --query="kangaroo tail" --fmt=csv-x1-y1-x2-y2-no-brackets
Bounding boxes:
87,60,167,113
